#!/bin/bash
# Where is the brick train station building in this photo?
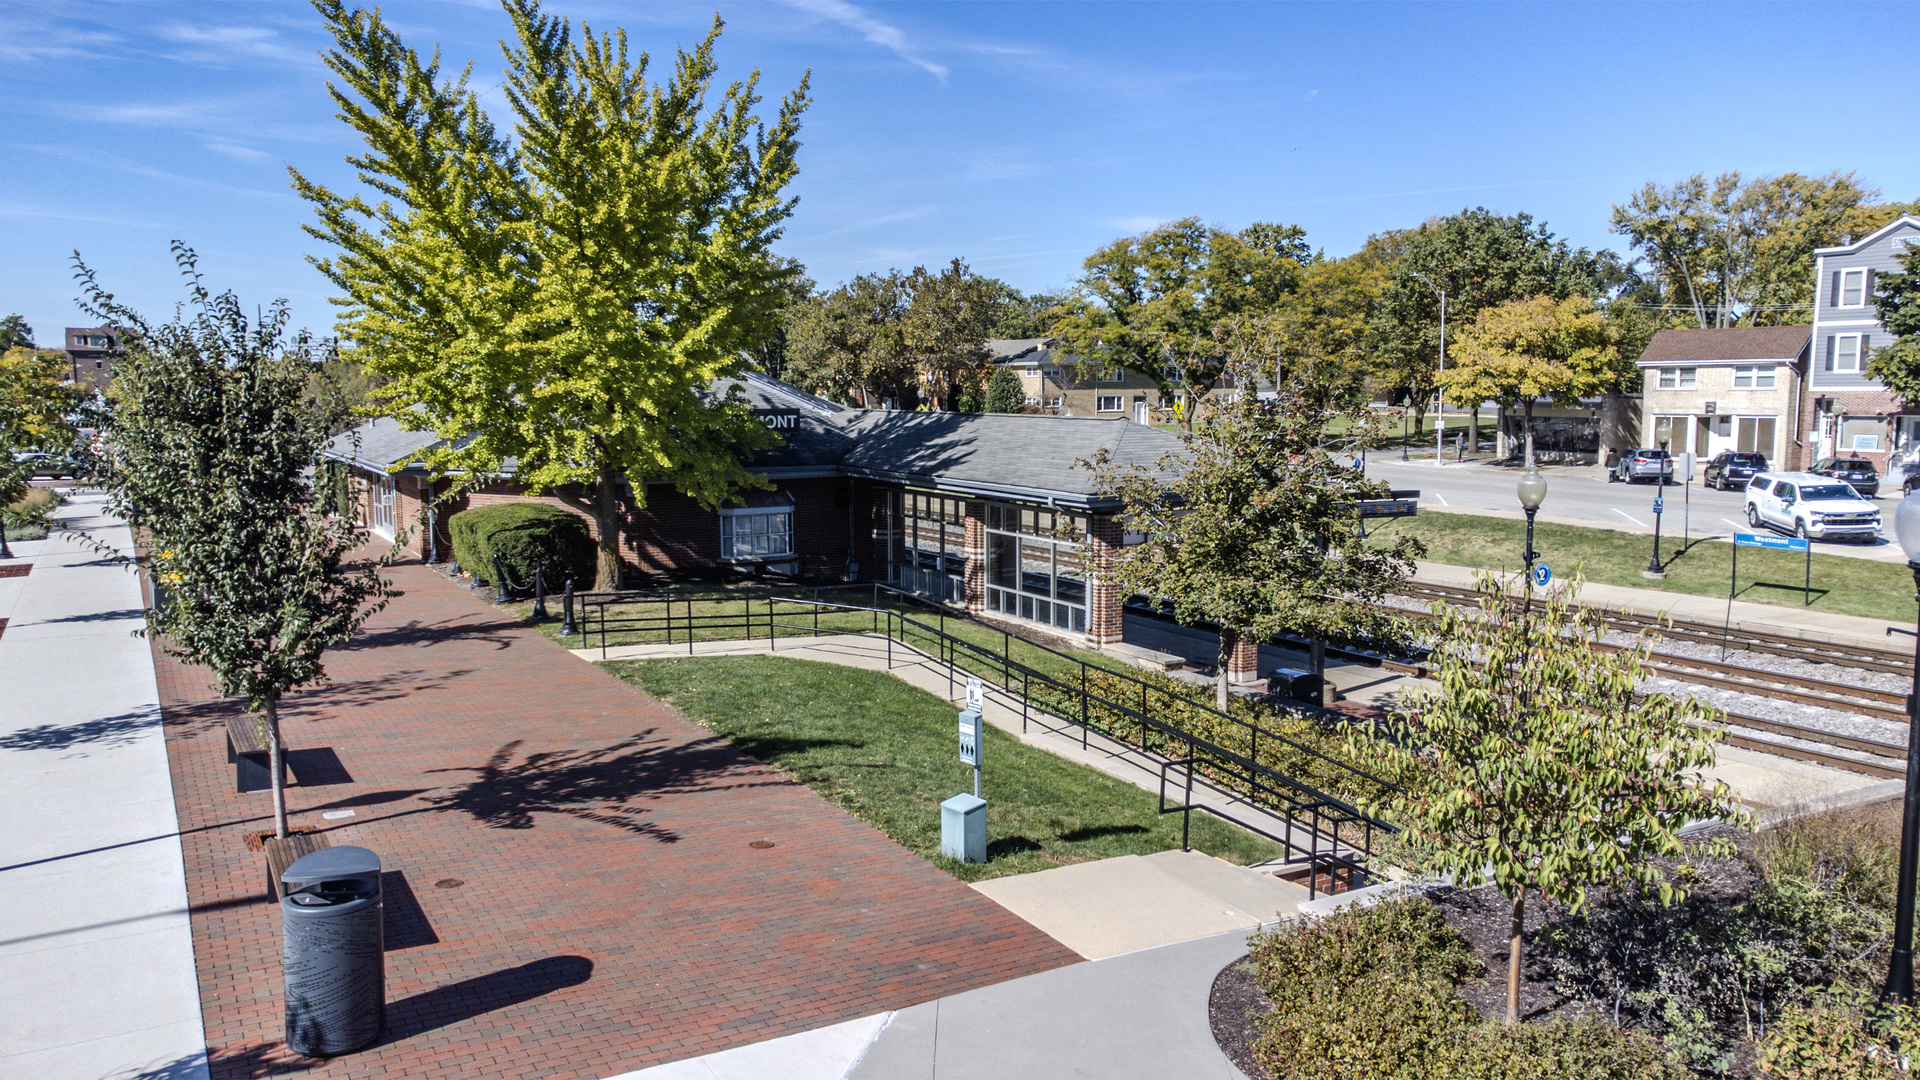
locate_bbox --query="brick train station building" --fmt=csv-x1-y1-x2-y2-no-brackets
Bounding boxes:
325,372,1184,653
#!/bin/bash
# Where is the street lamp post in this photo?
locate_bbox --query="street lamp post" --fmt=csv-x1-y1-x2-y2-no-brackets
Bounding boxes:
1517,467,1548,612
1645,439,1670,578
1884,494,1920,1004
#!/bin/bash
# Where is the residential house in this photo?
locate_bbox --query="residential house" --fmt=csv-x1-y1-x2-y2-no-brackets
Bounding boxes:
1805,215,1920,472
989,338,1161,424
64,326,118,392
1635,325,1812,470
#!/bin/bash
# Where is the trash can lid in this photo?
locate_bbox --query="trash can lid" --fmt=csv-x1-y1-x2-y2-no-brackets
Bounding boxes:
283,845,381,885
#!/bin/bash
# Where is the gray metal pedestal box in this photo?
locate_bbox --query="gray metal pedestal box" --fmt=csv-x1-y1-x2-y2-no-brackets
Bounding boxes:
282,845,384,1056
941,793,986,863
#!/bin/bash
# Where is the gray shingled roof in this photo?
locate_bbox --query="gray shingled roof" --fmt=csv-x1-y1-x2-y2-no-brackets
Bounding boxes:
1637,326,1810,364
324,415,442,471
835,410,1183,508
707,372,853,473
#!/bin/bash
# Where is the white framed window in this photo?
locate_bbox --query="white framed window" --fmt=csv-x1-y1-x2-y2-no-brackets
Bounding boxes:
720,509,792,559
1096,367,1123,382
1096,395,1123,412
1840,268,1868,307
1732,365,1777,389
1835,333,1864,373
1656,367,1696,390
1043,367,1062,379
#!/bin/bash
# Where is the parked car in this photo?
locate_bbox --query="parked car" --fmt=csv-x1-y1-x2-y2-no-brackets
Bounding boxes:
1743,471,1883,542
1611,448,1674,484
1703,451,1768,492
1809,456,1881,498
9,451,77,479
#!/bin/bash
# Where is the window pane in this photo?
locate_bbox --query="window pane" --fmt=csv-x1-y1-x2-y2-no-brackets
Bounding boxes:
1054,546,1086,605
1839,337,1860,371
1755,417,1776,457
1021,541,1053,595
1733,368,1752,389
1678,368,1696,389
1843,270,1865,306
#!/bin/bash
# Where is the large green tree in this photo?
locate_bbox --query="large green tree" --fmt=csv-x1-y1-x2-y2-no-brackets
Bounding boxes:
785,258,1000,409
1088,316,1420,710
1371,209,1623,433
295,0,805,590
1350,575,1744,1024
902,258,1000,410
0,314,35,351
1053,217,1310,426
1867,244,1920,406
1441,295,1627,467
1611,171,1918,328
0,343,82,554
79,248,392,839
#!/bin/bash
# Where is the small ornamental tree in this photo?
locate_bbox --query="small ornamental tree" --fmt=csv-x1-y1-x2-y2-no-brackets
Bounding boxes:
0,344,83,553
1441,294,1627,467
80,247,392,839
1350,573,1748,1024
983,365,1023,413
1088,316,1422,711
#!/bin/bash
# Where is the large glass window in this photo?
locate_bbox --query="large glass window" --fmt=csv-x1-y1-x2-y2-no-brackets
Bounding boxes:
984,501,1089,634
885,490,965,602
720,510,792,559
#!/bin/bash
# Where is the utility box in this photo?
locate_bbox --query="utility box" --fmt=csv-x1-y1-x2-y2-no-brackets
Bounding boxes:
941,793,987,864
1268,667,1325,705
957,709,983,767
281,846,385,1056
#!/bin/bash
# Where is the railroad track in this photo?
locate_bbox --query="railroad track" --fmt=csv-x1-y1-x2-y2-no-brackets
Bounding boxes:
1389,580,1915,780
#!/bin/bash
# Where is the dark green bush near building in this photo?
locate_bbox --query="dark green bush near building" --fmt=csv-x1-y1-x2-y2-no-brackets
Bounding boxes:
1248,896,1684,1080
448,503,595,595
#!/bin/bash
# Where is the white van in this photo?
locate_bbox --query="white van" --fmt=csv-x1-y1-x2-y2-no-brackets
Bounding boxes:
1743,471,1882,542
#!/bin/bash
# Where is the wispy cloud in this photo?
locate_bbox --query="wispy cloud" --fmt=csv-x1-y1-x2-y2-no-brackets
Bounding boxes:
155,22,317,69
1102,215,1170,234
202,140,274,163
777,0,948,80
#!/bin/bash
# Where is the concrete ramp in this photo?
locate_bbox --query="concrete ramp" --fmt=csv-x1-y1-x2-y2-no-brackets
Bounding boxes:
970,850,1308,959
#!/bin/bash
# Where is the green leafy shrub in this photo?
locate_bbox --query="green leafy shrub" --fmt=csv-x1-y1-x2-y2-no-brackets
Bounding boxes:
448,503,595,595
1249,896,1687,1080
1759,988,1920,1078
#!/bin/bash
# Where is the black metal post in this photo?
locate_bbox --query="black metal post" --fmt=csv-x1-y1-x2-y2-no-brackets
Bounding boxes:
492,554,510,603
1523,506,1540,615
561,579,575,637
1646,441,1669,576
1885,560,1920,1005
532,569,548,620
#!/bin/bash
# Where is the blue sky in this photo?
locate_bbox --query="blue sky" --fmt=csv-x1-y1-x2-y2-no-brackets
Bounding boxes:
4,1,1918,346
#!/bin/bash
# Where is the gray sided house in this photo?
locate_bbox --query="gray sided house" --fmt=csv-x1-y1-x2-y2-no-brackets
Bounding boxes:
1807,214,1920,471
325,371,1184,648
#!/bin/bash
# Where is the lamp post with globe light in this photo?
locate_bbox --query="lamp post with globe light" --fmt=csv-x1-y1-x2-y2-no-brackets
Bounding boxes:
1884,494,1920,1004
1517,466,1548,612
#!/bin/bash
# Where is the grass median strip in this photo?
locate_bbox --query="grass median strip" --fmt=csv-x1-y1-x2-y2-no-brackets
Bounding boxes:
604,653,1282,882
1367,510,1919,624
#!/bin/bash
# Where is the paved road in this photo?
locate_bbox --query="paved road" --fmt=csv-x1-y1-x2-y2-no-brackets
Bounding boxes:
1361,458,1911,564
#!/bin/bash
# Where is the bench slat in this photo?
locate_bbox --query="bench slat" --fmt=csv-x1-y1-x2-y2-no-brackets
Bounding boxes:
225,714,269,756
264,832,333,901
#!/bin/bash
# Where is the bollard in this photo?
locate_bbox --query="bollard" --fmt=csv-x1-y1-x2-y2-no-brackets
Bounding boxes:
532,569,548,620
492,554,510,604
561,578,575,637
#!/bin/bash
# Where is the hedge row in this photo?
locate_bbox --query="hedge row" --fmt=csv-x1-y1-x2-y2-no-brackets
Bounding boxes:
448,503,596,595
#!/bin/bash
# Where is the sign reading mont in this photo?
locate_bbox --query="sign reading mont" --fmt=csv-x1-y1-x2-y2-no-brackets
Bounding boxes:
754,409,801,431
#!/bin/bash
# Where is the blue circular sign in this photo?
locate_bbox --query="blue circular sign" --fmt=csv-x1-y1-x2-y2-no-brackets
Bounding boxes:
1534,563,1551,587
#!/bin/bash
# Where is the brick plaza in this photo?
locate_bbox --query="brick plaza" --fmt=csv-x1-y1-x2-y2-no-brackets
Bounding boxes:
155,557,1079,1079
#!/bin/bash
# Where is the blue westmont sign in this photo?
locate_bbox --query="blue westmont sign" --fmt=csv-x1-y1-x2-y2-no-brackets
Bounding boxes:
1734,532,1809,552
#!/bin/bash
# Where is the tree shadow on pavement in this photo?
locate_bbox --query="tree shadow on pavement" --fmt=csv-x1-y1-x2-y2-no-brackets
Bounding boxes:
423,730,792,841
0,707,158,753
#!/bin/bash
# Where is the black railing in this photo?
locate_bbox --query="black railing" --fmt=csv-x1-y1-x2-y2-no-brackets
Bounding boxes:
567,581,1397,891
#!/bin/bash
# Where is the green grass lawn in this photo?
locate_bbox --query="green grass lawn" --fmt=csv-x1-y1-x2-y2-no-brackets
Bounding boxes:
604,653,1282,881
1367,510,1919,623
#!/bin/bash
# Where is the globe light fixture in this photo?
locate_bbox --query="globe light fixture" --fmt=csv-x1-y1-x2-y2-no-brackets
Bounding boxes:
1516,467,1547,609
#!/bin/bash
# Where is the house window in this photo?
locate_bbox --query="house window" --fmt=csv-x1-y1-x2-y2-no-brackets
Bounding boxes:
1657,367,1696,390
1840,268,1868,307
984,502,1090,635
1835,334,1864,373
720,508,793,559
1043,367,1062,379
1096,395,1123,413
1097,368,1123,382
1732,365,1777,389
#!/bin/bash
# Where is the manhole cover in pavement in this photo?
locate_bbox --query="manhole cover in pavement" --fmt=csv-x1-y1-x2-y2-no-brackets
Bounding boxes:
435,878,465,889
749,840,776,849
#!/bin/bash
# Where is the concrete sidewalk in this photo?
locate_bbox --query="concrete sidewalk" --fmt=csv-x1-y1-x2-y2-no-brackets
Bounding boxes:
0,490,207,1080
613,926,1257,1080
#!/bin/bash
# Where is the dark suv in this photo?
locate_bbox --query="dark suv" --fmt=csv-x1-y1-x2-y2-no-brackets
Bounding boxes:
1703,451,1768,491
1810,456,1880,498
1611,448,1674,484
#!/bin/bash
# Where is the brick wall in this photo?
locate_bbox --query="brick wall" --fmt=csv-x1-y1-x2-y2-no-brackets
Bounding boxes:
1800,385,1908,472
963,501,986,613
1085,513,1124,646
1228,635,1260,684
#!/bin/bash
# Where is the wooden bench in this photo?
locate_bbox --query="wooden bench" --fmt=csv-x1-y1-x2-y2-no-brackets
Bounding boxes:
264,831,332,901
225,714,289,794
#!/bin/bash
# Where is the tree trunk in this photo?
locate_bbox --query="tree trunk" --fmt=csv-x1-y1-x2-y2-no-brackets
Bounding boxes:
1506,885,1526,1024
593,467,623,592
1469,408,1480,458
1215,626,1236,712
266,697,288,840
1523,399,1537,469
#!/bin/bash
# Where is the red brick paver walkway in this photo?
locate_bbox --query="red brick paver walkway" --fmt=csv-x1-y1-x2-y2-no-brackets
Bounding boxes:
157,558,1079,1079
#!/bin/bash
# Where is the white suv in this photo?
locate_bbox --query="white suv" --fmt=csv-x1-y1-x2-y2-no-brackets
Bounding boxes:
1744,471,1883,542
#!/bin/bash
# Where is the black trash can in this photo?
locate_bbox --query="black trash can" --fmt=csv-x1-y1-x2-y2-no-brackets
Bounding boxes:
281,845,384,1056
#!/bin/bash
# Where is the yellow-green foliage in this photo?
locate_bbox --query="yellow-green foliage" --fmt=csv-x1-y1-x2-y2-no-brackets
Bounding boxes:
1760,989,1920,1079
